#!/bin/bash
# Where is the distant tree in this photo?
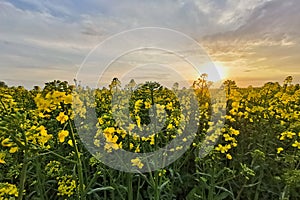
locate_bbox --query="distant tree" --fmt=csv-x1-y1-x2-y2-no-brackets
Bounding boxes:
283,76,293,86
172,82,179,91
262,82,281,98
74,78,78,86
192,73,212,104
43,80,73,94
109,77,121,92
282,76,293,93
33,86,41,91
192,73,213,90
0,81,8,88
222,80,237,96
125,79,137,91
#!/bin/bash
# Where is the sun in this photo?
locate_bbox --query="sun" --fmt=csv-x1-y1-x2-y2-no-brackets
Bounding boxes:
198,62,228,82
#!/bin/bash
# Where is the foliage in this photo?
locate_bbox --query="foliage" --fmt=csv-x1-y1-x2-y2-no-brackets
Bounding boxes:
0,76,300,200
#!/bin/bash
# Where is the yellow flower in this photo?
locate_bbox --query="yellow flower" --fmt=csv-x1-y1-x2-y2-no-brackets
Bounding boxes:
68,140,74,147
167,123,173,130
176,146,183,150
277,147,284,154
158,169,167,176
0,152,6,164
104,127,115,137
64,94,73,104
57,175,76,197
104,142,120,152
208,122,214,126
135,145,140,153
215,144,231,153
130,143,134,150
58,130,69,143
37,125,52,146
226,154,232,160
280,131,296,140
136,116,141,128
286,131,296,139
230,128,240,136
129,123,135,131
131,157,144,169
292,141,300,149
117,129,127,139
134,99,143,113
105,134,118,143
225,115,236,122
39,112,46,118
94,139,100,147
144,101,151,109
223,134,236,142
1,138,13,147
9,147,18,153
166,102,173,110
56,112,69,124
0,183,18,198
98,117,104,125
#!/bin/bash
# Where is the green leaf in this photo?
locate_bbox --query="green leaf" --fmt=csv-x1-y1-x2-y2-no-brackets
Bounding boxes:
87,186,115,195
159,180,170,190
215,186,234,199
215,192,230,200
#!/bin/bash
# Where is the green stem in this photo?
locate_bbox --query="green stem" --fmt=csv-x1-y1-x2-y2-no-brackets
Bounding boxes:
18,148,28,200
154,171,160,200
68,120,85,200
236,181,247,200
208,168,216,200
127,173,133,200
104,172,107,200
82,167,102,197
17,123,29,200
106,170,125,200
254,171,263,200
215,175,238,185
136,174,141,200
39,150,76,164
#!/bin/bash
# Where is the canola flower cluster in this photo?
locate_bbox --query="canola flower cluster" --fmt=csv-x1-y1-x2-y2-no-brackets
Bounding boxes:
215,81,300,160
214,126,240,160
34,91,72,113
0,182,18,199
1,78,300,199
45,160,62,177
1,123,53,154
0,91,75,157
57,175,77,197
92,84,187,170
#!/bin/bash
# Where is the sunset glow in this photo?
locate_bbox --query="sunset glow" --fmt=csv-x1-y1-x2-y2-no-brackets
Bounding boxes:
0,0,299,88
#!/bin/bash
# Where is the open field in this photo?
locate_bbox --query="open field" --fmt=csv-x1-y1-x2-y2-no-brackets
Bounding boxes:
0,77,299,200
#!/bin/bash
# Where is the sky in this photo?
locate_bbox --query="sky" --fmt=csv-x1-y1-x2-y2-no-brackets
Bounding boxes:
0,0,299,88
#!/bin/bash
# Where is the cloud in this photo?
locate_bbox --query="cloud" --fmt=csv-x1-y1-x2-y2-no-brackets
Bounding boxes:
201,0,300,86
0,1,98,88
0,0,299,88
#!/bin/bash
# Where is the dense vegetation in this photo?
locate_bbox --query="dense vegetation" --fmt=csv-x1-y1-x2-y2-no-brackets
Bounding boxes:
0,76,300,200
